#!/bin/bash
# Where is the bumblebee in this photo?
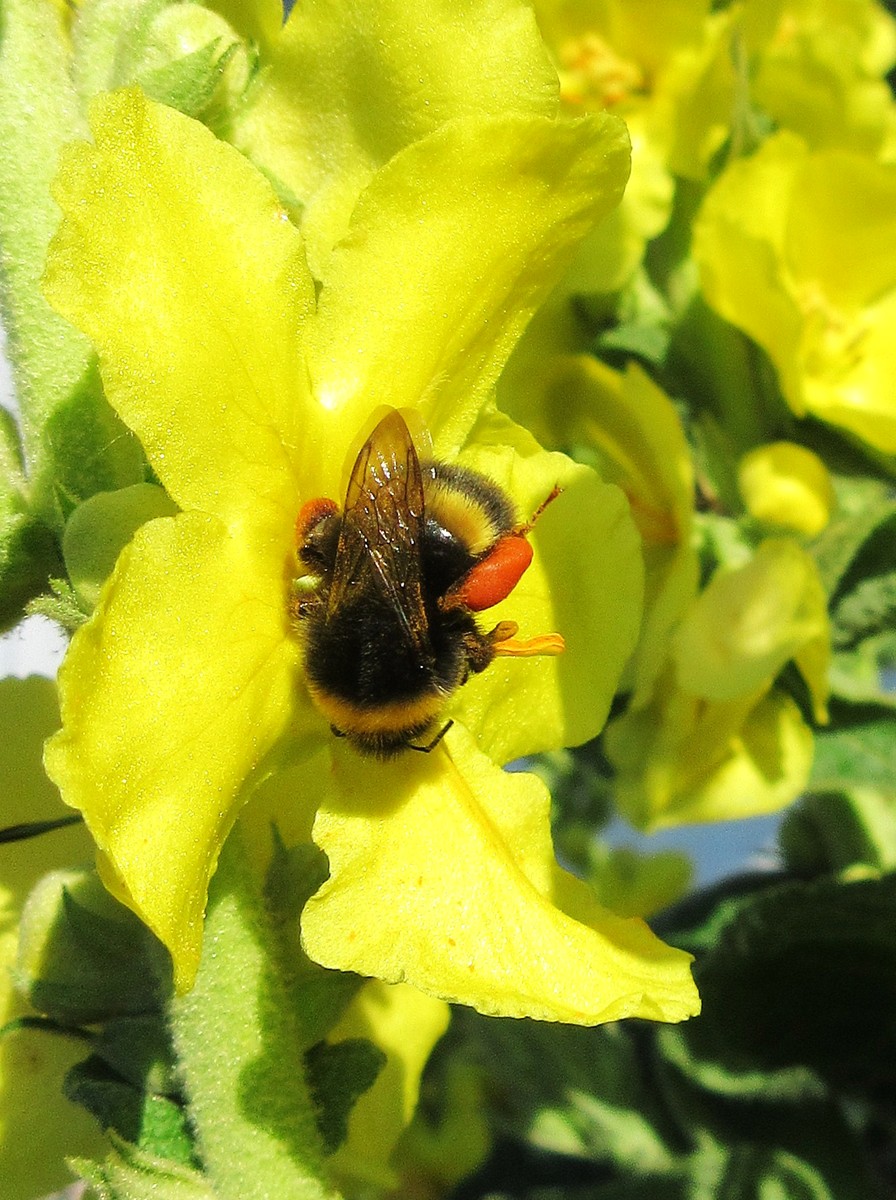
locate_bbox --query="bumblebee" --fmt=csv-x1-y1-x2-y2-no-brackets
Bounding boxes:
291,408,564,757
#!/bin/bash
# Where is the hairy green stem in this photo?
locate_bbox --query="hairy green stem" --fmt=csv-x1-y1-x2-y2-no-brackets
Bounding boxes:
169,828,338,1200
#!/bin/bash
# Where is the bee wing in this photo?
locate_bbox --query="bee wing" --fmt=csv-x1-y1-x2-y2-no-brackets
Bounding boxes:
328,409,431,658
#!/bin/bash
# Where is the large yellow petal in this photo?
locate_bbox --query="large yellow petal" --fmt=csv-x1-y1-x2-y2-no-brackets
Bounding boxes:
447,406,643,765
232,0,558,275
302,728,698,1025
306,112,631,471
44,88,315,532
45,512,305,990
693,133,807,406
787,149,896,312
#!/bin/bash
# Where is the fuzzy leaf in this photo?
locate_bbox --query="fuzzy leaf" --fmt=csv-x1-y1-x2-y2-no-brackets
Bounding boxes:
305,1037,385,1153
811,709,896,790
65,1055,195,1166
680,874,896,1087
74,1140,217,1200
15,869,171,1025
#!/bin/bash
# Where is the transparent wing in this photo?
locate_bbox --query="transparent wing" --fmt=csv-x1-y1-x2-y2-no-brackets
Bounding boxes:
328,408,431,658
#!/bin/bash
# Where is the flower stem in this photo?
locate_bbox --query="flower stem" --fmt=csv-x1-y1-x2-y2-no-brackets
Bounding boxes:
169,827,338,1200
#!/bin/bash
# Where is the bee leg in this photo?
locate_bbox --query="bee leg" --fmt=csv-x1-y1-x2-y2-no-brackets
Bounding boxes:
330,725,347,739
456,621,518,677
408,720,454,754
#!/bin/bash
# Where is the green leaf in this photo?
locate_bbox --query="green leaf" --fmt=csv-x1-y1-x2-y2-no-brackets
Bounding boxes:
0,409,62,629
91,1016,180,1097
829,636,896,709
0,0,90,515
831,573,896,649
811,709,896,790
679,874,896,1087
74,1138,217,1200
65,1055,196,1167
41,364,147,526
70,0,169,99
811,500,896,600
26,576,87,630
446,1011,681,1172
781,789,896,876
0,507,62,633
139,40,234,119
714,1145,839,1200
305,1036,385,1153
595,319,671,368
15,868,171,1025
169,831,334,1200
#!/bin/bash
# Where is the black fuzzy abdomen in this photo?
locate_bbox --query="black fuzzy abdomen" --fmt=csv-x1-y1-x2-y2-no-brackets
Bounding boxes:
304,593,458,709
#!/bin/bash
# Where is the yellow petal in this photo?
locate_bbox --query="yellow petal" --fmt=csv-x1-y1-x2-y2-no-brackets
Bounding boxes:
607,680,814,829
538,358,700,702
44,88,315,533
447,407,643,764
737,441,835,537
327,981,451,1191
234,0,558,274
693,132,807,405
659,690,815,828
302,728,698,1025
671,538,830,717
306,112,631,467
45,513,304,990
206,0,284,48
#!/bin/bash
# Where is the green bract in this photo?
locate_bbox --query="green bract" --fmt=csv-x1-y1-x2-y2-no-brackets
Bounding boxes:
43,89,699,1025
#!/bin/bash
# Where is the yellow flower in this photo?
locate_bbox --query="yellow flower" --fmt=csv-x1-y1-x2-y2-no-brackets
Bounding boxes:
694,130,896,454
738,441,836,536
743,0,896,159
523,0,721,293
606,539,830,829
228,0,566,279
535,357,700,702
43,89,698,1025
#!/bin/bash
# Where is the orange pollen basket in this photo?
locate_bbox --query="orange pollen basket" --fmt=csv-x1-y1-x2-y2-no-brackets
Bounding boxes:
452,535,534,612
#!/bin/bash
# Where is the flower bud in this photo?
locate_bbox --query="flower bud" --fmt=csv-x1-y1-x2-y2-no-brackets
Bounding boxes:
738,441,835,536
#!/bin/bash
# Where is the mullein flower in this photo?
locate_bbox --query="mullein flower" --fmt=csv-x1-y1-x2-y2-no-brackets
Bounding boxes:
738,441,836,536
743,0,896,158
536,357,700,703
43,90,699,1024
694,130,896,454
522,0,718,294
606,538,830,830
